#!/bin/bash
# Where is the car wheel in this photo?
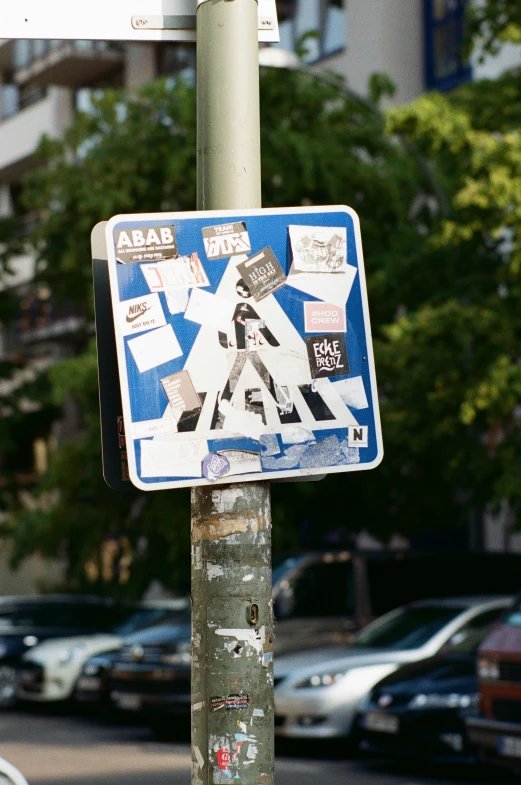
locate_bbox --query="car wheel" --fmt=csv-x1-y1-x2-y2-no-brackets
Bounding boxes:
0,667,18,709
0,756,29,784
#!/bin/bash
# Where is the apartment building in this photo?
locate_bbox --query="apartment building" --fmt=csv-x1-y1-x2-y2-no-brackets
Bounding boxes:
0,0,519,583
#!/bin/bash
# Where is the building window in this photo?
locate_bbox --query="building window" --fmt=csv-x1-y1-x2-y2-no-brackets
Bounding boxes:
424,0,471,90
276,0,345,64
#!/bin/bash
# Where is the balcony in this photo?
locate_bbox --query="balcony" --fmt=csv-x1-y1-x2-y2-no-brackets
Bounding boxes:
0,88,72,179
13,41,124,88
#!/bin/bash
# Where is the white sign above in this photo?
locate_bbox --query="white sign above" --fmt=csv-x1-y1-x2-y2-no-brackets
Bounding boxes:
0,0,279,43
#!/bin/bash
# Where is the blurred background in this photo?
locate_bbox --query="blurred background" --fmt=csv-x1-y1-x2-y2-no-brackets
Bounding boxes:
1,1,521,783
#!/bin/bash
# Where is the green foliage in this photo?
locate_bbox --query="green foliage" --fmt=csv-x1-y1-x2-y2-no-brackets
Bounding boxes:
0,70,428,592
467,0,521,56
4,55,521,593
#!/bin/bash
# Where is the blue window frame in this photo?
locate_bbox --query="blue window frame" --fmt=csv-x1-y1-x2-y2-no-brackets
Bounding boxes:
424,0,472,90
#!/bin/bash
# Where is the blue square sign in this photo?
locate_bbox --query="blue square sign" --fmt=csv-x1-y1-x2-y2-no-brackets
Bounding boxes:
105,206,383,490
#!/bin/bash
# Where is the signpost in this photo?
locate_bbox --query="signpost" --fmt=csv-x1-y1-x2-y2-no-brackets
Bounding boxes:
5,2,384,783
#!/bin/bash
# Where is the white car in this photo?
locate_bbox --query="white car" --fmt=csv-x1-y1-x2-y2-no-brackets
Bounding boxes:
274,596,511,739
17,598,189,703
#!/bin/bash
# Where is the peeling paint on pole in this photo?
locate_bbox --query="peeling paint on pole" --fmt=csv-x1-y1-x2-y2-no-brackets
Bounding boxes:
191,484,273,784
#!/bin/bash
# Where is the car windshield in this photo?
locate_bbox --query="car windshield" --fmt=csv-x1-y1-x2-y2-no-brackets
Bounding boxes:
352,605,465,650
112,607,190,636
272,557,300,586
0,604,117,630
501,598,521,627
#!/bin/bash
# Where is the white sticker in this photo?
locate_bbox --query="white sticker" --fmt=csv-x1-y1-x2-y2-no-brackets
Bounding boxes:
132,418,174,439
141,254,209,292
348,425,368,448
165,287,189,315
287,264,357,308
119,293,166,336
332,376,369,409
140,438,208,478
280,425,316,445
289,225,347,274
184,288,236,332
268,352,312,387
219,400,264,441
128,324,183,373
220,450,262,476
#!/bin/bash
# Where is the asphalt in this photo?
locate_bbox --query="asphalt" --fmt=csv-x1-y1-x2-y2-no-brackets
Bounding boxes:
0,709,515,785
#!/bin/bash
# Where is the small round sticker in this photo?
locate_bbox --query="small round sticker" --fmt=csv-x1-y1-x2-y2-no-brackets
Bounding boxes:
202,453,230,482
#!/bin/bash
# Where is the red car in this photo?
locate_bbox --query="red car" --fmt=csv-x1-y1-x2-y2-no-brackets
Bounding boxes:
466,592,521,770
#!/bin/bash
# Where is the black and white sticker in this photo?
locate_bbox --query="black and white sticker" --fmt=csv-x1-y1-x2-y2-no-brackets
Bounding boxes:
348,425,368,448
202,222,251,260
236,247,286,302
114,225,178,263
118,293,167,336
306,333,349,379
160,369,201,420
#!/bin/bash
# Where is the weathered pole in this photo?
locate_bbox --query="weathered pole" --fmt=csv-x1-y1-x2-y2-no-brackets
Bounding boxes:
191,2,274,784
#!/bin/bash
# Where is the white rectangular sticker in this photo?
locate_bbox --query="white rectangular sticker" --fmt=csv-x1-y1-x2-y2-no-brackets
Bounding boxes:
128,324,183,373
119,293,166,336
140,438,208,478
184,288,236,332
289,225,347,274
133,419,174,439
332,376,369,409
219,400,264,441
221,450,262,476
141,254,209,292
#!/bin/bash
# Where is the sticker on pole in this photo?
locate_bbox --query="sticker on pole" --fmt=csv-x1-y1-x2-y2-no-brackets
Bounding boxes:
105,206,383,490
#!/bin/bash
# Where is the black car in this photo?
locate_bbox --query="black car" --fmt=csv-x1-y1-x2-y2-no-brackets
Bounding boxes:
355,615,505,763
75,649,121,708
107,618,191,722
0,594,125,707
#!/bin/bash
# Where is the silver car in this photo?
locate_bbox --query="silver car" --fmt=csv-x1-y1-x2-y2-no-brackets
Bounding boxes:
274,596,511,739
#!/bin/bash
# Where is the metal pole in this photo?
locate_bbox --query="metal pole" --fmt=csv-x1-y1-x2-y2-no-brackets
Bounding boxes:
192,3,274,785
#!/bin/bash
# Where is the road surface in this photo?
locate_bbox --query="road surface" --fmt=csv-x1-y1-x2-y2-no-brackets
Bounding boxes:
0,709,515,785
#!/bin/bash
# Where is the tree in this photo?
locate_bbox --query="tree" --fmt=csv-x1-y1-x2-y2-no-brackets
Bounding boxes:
467,0,521,56
0,69,430,594
5,33,521,592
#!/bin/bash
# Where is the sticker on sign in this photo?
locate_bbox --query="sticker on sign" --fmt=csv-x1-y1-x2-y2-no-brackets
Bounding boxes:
2,0,279,42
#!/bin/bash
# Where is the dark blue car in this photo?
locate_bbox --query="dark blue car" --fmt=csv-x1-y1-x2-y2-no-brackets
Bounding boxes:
356,605,507,763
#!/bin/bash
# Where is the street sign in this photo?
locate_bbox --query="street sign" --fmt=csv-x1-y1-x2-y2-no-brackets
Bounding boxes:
0,0,279,42
106,206,383,491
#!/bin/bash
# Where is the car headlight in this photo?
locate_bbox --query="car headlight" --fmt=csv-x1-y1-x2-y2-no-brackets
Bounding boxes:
478,658,500,680
294,670,349,689
160,642,191,665
57,646,86,666
408,693,479,710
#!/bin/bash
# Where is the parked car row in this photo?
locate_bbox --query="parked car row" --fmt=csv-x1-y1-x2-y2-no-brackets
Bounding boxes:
10,591,514,771
6,553,521,778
